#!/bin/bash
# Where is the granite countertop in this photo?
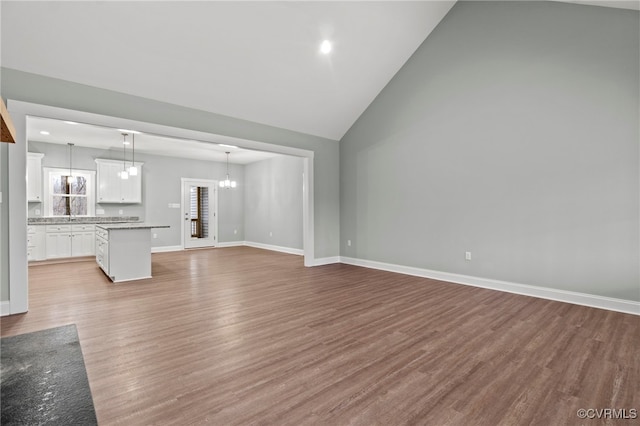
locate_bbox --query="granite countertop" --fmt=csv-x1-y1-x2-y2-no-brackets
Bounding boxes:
28,216,140,225
95,223,170,230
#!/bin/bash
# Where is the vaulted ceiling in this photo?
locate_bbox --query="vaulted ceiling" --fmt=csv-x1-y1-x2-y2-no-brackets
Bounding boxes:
2,1,637,142
1,1,456,141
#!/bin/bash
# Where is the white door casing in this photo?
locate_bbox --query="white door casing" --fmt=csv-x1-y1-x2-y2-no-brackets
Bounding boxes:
181,178,218,249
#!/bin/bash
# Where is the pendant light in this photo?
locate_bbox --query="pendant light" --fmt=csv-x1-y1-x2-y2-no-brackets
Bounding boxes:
219,151,237,189
67,142,74,184
67,142,75,218
128,133,138,176
120,133,129,180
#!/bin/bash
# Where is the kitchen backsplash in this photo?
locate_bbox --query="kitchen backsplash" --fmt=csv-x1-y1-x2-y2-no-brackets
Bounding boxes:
28,216,140,224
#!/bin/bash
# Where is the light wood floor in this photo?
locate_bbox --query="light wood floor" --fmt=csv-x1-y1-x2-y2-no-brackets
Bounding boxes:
1,247,638,425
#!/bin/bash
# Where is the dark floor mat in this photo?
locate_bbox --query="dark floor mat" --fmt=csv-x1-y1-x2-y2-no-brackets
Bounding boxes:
1,324,98,425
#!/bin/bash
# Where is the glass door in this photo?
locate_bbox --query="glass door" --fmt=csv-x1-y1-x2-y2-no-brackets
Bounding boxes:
182,179,217,249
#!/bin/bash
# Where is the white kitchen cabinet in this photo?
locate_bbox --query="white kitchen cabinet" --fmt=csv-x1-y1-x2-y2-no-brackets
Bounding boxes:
45,225,72,258
44,224,95,258
96,161,122,203
96,226,152,282
71,224,95,256
95,159,143,203
27,225,46,261
95,226,109,274
95,223,169,282
27,152,45,202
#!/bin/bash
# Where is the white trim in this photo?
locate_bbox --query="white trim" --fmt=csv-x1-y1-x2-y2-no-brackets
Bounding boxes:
339,257,640,315
112,275,152,283
216,241,245,248
43,167,96,217
181,178,219,250
310,256,341,266
151,245,183,253
303,157,315,266
5,100,317,312
7,102,28,314
245,241,304,256
0,301,11,317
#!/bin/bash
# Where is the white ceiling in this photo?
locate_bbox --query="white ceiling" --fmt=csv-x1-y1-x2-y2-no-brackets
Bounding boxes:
27,116,279,165
2,1,637,144
1,1,457,141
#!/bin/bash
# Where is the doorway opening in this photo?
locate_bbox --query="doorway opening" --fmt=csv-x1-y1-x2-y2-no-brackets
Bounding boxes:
6,100,316,315
182,178,217,249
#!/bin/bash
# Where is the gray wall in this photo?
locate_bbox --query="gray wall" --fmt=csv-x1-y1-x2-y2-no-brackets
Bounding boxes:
340,1,639,301
141,153,244,246
1,68,340,258
28,141,245,247
245,155,304,249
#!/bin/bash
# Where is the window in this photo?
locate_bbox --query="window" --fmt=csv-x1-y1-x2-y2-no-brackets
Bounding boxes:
189,186,209,238
44,168,96,217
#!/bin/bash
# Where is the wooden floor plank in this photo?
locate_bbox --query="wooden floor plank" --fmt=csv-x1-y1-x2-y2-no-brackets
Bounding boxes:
1,246,638,425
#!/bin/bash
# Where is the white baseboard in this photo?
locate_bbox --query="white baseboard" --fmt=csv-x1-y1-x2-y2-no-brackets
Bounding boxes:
217,241,246,248
0,301,11,317
340,257,640,316
151,245,183,253
310,256,341,266
152,241,302,254
244,241,304,256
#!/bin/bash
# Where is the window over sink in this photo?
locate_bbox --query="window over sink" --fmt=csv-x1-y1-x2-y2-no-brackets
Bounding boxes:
43,167,96,217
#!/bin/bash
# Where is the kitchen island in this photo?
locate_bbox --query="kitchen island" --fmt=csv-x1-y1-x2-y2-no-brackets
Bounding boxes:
96,223,170,283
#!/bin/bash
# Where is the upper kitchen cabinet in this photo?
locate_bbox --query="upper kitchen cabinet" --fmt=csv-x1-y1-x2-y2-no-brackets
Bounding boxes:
27,152,45,202
95,159,143,203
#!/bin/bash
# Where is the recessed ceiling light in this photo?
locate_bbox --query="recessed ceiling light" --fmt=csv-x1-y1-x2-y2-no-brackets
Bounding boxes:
118,128,141,134
219,144,238,149
64,121,78,125
320,40,332,54
40,131,50,135
320,40,331,55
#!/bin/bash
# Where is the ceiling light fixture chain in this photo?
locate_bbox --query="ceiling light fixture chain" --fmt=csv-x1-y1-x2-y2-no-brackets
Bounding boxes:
128,133,138,176
67,142,75,179
219,151,237,189
67,142,75,218
120,133,129,180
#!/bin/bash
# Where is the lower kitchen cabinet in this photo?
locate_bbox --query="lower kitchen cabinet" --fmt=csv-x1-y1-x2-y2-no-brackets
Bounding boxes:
40,224,96,260
95,223,169,282
71,225,96,256
45,225,72,258
27,225,46,261
95,226,109,273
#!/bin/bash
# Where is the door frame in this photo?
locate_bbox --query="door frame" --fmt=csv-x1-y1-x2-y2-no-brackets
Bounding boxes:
4,100,315,315
181,178,218,249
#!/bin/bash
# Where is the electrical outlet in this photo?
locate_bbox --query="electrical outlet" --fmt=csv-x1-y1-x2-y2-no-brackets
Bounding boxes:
118,209,123,215
269,231,273,237
153,233,158,239
35,209,41,215
234,229,237,234
347,240,351,247
465,251,472,261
